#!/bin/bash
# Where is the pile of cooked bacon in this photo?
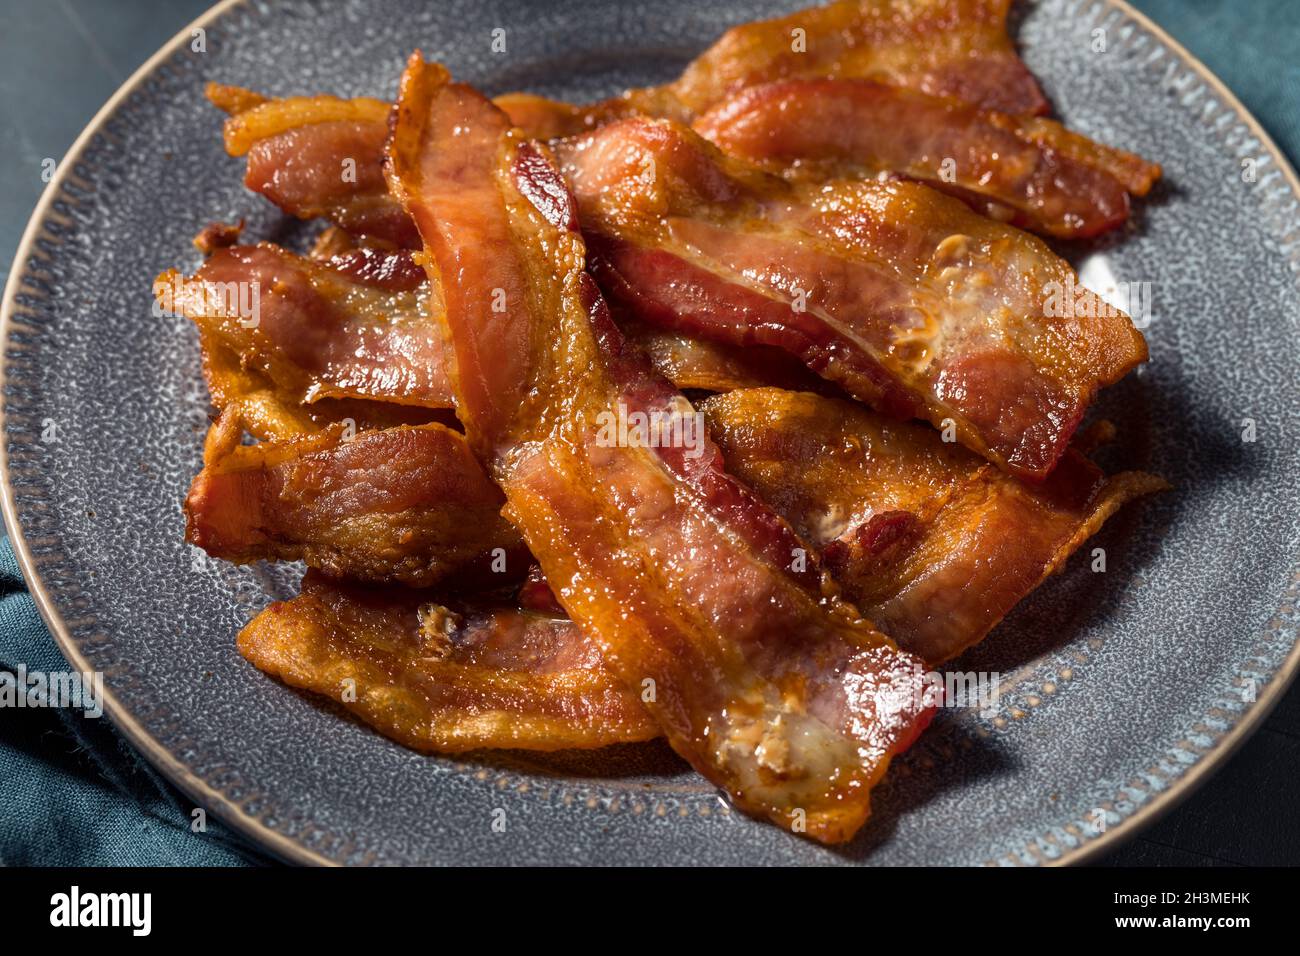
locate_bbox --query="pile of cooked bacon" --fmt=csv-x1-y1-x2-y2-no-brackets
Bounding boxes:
156,0,1165,844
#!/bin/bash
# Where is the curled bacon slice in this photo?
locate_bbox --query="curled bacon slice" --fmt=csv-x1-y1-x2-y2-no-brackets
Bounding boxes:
694,79,1161,239
157,243,455,409
386,55,934,844
199,332,452,443
239,572,656,752
186,409,525,586
669,0,1047,118
495,0,1047,139
167,241,811,427
556,118,1148,479
209,83,418,247
239,386,1162,751
619,315,832,394
699,389,1167,663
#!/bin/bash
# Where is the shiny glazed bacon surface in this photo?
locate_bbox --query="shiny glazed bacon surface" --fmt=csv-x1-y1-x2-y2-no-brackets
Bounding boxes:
385,55,936,843
694,78,1160,239
164,0,1169,849
186,409,524,587
558,118,1148,479
698,389,1167,663
158,243,454,409
239,572,656,752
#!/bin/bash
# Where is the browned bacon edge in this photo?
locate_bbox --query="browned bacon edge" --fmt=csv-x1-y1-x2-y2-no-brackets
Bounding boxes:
558,117,1148,481
693,78,1160,239
697,388,1168,663
186,408,526,587
157,243,455,410
386,54,936,843
238,571,657,752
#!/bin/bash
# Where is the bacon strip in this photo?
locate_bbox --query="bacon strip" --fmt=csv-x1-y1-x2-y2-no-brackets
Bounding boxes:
186,409,525,586
239,572,656,752
556,118,1148,479
168,241,818,412
241,385,1161,750
619,315,832,394
386,55,934,844
199,332,452,445
699,389,1166,663
157,243,455,409
669,0,1047,118
209,84,418,247
495,0,1047,138
694,79,1160,239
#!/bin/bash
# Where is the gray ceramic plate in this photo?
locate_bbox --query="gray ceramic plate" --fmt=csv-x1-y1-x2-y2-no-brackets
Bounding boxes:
3,0,1299,866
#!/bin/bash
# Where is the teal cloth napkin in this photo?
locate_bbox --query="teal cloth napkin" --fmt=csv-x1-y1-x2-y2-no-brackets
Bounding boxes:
1,0,1296,867
1131,0,1300,161
0,537,265,865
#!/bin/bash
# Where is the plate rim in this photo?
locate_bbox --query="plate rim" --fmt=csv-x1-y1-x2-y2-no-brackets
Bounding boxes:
1,0,1297,867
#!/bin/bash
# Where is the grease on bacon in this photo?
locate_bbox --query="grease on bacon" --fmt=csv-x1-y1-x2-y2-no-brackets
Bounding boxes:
693,79,1160,239
186,409,525,586
699,388,1167,663
385,55,935,844
556,117,1148,479
239,572,656,752
156,243,455,410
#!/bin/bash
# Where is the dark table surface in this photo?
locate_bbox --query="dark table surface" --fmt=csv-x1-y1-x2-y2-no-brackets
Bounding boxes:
1,0,1296,867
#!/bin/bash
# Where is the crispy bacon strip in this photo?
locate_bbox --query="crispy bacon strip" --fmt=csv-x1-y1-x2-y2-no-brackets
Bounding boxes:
186,409,525,586
208,83,418,247
619,315,831,394
239,572,656,752
386,55,934,843
694,79,1160,239
496,0,1046,138
170,241,820,411
699,389,1166,663
199,333,451,444
556,118,1148,479
210,0,1048,242
669,0,1046,118
241,386,1161,750
157,243,455,409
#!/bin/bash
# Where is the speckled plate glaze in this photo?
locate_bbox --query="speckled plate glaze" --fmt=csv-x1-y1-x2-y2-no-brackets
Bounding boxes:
3,0,1299,866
